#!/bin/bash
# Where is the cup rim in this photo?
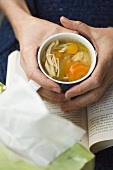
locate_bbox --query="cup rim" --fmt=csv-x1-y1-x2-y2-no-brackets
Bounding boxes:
38,33,96,85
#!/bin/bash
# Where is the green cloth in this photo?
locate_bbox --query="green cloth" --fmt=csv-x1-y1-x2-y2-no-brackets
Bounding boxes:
0,142,95,170
0,82,6,93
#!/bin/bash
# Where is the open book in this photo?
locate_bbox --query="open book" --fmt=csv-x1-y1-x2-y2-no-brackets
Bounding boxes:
6,51,113,154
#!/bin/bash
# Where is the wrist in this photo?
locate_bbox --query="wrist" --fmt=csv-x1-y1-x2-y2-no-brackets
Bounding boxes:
0,0,31,40
13,13,31,40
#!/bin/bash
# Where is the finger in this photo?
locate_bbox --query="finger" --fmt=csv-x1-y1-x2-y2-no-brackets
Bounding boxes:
61,91,98,112
61,70,113,113
60,16,97,47
62,73,111,112
39,95,64,104
65,51,108,98
38,88,70,102
20,46,62,92
60,16,92,38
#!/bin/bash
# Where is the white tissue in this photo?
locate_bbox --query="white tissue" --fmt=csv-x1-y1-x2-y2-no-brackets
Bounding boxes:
0,51,85,167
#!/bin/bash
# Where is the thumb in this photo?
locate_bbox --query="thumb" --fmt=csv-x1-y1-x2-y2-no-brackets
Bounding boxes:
60,16,92,40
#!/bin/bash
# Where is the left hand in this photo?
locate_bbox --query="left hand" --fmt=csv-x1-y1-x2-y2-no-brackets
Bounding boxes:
38,88,70,104
60,16,113,113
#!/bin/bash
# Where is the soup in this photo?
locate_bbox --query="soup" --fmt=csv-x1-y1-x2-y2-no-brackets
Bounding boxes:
41,39,91,82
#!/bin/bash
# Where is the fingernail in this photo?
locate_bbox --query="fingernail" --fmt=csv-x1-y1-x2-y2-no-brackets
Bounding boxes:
53,88,61,93
65,92,74,98
63,98,71,102
61,16,69,20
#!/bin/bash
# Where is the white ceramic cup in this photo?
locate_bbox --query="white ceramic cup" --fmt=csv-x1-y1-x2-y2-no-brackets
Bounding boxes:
38,33,96,92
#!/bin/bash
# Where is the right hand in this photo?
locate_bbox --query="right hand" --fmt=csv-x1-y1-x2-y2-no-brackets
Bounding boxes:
60,17,113,112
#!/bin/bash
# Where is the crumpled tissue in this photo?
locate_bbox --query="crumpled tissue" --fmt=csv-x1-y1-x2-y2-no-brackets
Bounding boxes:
0,51,85,168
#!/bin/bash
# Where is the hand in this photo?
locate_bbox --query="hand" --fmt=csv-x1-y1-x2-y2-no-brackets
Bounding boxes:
19,16,67,91
60,16,113,113
18,15,77,103
38,88,70,104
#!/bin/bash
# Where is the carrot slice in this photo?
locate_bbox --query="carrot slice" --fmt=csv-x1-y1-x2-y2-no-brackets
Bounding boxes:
66,43,78,54
64,62,89,81
54,51,63,59
64,61,75,75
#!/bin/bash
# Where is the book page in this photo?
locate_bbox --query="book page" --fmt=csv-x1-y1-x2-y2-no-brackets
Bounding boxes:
44,101,89,149
87,84,113,153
